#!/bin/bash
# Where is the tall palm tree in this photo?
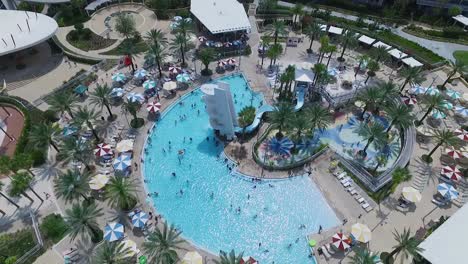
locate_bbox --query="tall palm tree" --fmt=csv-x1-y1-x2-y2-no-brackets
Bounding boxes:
174,18,193,39
65,202,103,242
365,60,380,84
9,171,43,203
270,102,295,138
376,81,399,106
0,181,20,209
198,48,215,74
357,122,386,153
373,141,399,173
418,94,445,124
357,87,381,119
426,129,460,159
325,44,337,68
48,92,78,118
260,36,271,66
29,123,61,152
214,250,243,264
54,169,91,203
58,137,93,170
73,106,100,141
440,60,467,89
92,241,131,264
318,35,330,63
312,63,328,88
105,176,138,211
306,105,332,134
171,33,189,66
121,101,141,125
145,44,167,78
90,84,114,119
266,20,287,44
114,13,136,40
291,3,304,27
304,22,322,53
350,248,380,264
267,43,283,67
355,54,370,77
370,45,390,63
398,67,426,92
144,29,167,48
143,223,184,264
392,167,412,184
384,102,414,132
385,228,424,263
338,30,357,61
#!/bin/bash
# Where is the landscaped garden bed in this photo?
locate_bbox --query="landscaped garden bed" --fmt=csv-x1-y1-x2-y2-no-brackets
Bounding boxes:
66,24,117,51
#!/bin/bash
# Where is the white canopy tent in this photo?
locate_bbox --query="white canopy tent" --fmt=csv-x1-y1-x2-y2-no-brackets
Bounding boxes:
388,48,408,60
358,35,375,45
452,15,468,27
402,57,423,68
190,0,251,34
372,41,392,50
295,68,315,83
328,26,343,35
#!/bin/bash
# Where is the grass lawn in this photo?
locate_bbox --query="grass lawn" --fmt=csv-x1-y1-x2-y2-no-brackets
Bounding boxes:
101,39,149,55
453,51,468,64
66,31,116,52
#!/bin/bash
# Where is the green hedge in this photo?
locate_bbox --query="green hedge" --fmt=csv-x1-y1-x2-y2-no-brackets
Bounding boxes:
0,228,43,264
40,214,69,244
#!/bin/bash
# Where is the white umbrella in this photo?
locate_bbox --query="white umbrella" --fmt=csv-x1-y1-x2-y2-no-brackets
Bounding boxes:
163,81,177,91
134,69,147,79
127,92,145,103
89,174,110,190
173,16,182,21
120,239,139,258
110,87,124,97
410,85,426,94
168,66,181,74
182,251,203,264
454,105,468,117
351,223,372,243
425,87,440,96
446,89,461,100
116,139,134,153
437,183,459,201
402,186,422,203
440,100,453,110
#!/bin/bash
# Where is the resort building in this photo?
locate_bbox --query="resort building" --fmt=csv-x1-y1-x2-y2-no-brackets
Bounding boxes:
201,82,238,140
416,0,468,13
1,0,69,10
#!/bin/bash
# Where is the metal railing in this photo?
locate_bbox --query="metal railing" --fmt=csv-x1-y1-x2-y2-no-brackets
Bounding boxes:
14,212,44,264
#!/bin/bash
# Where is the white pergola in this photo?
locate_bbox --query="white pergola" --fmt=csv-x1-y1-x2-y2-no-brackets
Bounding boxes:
452,15,468,28
190,0,251,34
358,35,375,45
372,41,392,50
0,10,58,56
328,26,343,35
388,48,408,60
295,68,315,83
402,57,423,68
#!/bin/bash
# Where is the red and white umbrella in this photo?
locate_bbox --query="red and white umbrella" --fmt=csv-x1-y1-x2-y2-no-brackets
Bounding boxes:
445,147,466,159
401,96,417,105
94,143,112,157
198,36,207,42
454,129,468,141
217,60,227,67
332,233,351,251
224,42,232,47
240,257,258,264
225,58,236,65
146,101,162,113
441,165,463,181
168,66,181,74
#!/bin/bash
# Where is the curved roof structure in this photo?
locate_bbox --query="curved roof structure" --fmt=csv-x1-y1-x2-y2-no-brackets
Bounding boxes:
24,0,69,3
0,10,58,56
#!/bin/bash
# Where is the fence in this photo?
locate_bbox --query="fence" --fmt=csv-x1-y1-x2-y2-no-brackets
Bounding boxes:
14,211,44,264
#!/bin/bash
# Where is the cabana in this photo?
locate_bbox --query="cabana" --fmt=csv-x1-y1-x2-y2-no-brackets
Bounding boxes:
452,15,468,29
388,48,408,60
402,57,423,68
295,68,315,83
372,41,392,50
358,35,376,47
328,26,343,35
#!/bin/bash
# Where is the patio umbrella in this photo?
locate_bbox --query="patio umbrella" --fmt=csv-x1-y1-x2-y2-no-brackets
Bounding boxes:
240,256,258,264
225,58,236,65
74,84,88,95
127,92,145,103
455,129,468,141
94,143,112,157
332,233,351,251
170,22,179,30
89,174,110,190
410,85,427,95
425,87,440,96
351,223,372,243
217,60,227,67
146,101,161,113
198,36,207,42
454,105,468,117
104,222,124,242
182,251,203,264
224,42,232,47
266,137,294,156
214,42,223,48
168,66,181,74
437,183,459,201
431,109,446,119
111,87,124,97
176,73,191,83
62,126,78,136
328,68,338,77
441,165,463,181
116,139,134,153
401,96,417,105
132,211,149,228
464,93,468,101
173,16,182,21
163,81,177,91
134,69,147,79
440,100,453,110
402,186,422,203
112,73,126,82
446,89,461,100
445,147,466,159
113,154,132,171
354,100,365,108
143,80,157,90
120,239,139,258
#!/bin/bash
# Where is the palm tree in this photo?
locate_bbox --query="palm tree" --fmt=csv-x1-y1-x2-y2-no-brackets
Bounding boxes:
198,48,215,74
92,241,131,264
325,44,337,68
304,22,322,53
371,45,390,63
384,102,414,133
48,92,78,118
144,29,167,48
0,181,19,209
267,43,283,67
376,81,399,106
238,106,256,138
105,176,138,211
426,129,460,159
399,67,425,92
58,137,93,170
74,106,100,141
174,18,193,40
266,20,287,44
259,35,271,66
90,84,114,119
385,228,424,263
121,101,141,125
29,123,61,152
306,105,332,135
357,122,386,153
373,141,399,173
145,44,167,78
318,35,330,63
350,248,380,264
214,250,243,264
291,3,304,28
143,222,184,264
114,13,136,40
440,60,467,89
355,54,370,77
170,33,189,67
119,40,138,72
392,167,412,184
357,87,381,119
291,113,309,140
312,63,328,88
338,30,357,61
65,202,103,242
270,102,295,138
9,171,43,203
365,60,380,84
54,169,91,203
418,94,445,124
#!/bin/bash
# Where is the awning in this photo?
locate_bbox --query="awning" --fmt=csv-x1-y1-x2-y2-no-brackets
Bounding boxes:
358,35,375,45
372,41,392,50
328,26,343,35
402,57,423,68
388,48,408,59
295,68,315,83
453,15,468,27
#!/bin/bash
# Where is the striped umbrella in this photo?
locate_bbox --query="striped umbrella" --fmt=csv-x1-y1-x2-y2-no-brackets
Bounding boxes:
168,66,181,74
225,58,236,65
401,96,417,105
431,109,446,119
94,143,112,157
132,212,149,228
455,129,468,141
351,223,372,243
454,105,468,117
120,239,139,258
146,101,161,113
425,87,440,96
113,154,132,171
198,36,207,42
445,147,466,159
143,80,157,90
104,222,124,242
446,89,461,100
183,251,203,264
127,92,145,103
63,126,78,136
176,73,191,83
111,87,124,97
440,100,453,110
112,73,126,82
437,183,459,201
410,85,426,95
89,174,110,190
134,69,147,79
402,187,422,203
441,165,463,181
224,42,232,47
217,60,227,67
332,233,351,251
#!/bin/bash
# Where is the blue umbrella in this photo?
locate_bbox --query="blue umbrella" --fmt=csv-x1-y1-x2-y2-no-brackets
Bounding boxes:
296,138,316,154
454,105,468,117
266,137,294,156
176,73,191,83
410,85,427,95
113,154,132,171
112,73,126,82
328,68,338,77
446,89,461,100
111,88,124,97
74,84,88,95
62,126,78,136
132,212,149,228
127,92,145,103
134,69,147,79
143,80,157,90
425,87,440,96
104,222,124,242
431,109,446,119
437,183,459,201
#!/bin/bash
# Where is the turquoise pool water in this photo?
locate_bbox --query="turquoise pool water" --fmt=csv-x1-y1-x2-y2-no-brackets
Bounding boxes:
143,74,339,263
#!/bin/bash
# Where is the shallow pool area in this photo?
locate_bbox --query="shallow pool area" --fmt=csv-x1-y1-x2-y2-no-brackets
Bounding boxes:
143,74,339,263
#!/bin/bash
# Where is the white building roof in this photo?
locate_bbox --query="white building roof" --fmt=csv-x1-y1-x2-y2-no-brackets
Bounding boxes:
295,68,315,83
372,41,392,50
85,0,111,11
0,10,58,56
25,0,69,3
328,26,343,35
420,204,468,264
190,0,251,34
358,35,375,45
388,48,408,59
452,15,468,27
402,57,423,68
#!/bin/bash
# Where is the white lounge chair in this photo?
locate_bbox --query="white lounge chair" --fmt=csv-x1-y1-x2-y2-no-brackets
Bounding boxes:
365,206,374,212
337,172,347,180
357,197,365,203
354,195,362,201
350,189,358,195
321,246,331,259
362,202,370,209
343,181,351,187
340,177,351,184
325,243,335,254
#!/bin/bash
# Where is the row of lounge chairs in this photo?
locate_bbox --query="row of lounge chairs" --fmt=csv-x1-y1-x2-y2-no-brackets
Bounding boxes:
333,170,373,212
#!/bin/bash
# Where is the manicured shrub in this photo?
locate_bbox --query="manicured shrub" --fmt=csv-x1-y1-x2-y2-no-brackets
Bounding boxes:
40,214,69,243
